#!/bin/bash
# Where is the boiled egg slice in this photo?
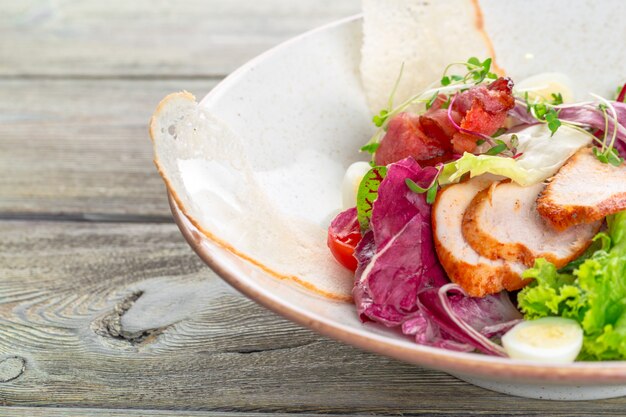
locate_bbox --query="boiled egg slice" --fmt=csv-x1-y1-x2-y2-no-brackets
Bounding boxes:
502,317,583,363
341,161,371,209
515,72,575,104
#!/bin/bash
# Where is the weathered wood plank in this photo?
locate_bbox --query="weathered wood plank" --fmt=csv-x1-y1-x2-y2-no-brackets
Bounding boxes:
12,409,612,417
0,79,217,217
0,0,360,77
0,408,373,417
0,409,354,417
4,1,626,414
2,220,626,415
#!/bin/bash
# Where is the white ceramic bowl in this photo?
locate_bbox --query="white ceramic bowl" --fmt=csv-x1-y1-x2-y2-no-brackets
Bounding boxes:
168,15,626,400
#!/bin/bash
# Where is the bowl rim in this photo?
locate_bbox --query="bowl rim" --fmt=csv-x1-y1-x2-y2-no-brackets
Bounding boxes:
170,15,626,383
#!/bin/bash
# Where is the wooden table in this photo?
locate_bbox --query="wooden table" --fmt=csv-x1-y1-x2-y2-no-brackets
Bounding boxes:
2,1,625,415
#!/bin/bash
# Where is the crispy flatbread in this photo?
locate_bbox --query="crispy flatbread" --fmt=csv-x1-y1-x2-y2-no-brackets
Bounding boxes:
150,92,354,301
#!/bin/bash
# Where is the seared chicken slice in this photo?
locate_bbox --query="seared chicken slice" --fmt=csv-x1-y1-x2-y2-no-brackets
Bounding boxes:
537,148,626,230
433,176,529,297
463,180,600,268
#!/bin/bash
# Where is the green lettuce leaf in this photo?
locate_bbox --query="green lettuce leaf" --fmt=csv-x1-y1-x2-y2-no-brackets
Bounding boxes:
518,259,579,320
518,211,626,360
439,153,536,186
439,125,592,186
558,232,610,273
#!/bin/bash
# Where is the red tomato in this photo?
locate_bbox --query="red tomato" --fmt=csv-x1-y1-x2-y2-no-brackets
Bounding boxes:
327,208,362,272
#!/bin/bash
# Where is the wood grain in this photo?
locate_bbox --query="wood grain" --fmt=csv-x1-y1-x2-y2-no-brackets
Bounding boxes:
0,79,216,218
0,0,358,217
2,408,363,417
5,0,626,415
2,220,626,415
0,0,360,78
0,408,415,417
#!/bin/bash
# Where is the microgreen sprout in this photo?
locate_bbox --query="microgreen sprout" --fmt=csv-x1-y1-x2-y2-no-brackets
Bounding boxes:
590,93,624,166
370,63,406,129
478,134,518,158
361,57,501,159
425,92,439,110
405,164,444,204
426,184,438,204
387,62,405,110
550,92,564,105
402,179,440,203
598,103,609,153
360,142,380,154
372,110,388,128
485,140,508,156
491,128,507,138
441,57,497,87
517,89,624,166
545,109,562,136
592,147,623,167
524,98,562,136
440,96,452,110
405,178,429,193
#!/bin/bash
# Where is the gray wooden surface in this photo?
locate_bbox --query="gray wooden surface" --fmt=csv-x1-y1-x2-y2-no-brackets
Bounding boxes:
2,1,626,415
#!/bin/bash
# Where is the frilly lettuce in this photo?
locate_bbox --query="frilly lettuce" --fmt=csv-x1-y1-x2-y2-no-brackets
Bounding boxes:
518,211,626,360
440,124,591,186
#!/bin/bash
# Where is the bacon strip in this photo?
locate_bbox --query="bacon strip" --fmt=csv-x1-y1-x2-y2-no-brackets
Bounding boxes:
375,78,515,166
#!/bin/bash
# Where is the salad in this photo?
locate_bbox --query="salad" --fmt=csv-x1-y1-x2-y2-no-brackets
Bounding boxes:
327,58,626,362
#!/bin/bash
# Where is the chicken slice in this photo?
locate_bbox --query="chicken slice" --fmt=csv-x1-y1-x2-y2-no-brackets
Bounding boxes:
537,147,626,230
463,180,600,268
432,176,529,298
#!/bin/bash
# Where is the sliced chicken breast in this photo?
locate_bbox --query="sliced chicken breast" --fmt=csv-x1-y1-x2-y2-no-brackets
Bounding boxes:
537,147,626,230
432,176,529,298
463,180,600,268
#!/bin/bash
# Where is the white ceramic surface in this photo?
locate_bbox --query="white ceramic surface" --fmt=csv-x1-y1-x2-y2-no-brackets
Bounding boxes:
165,15,626,400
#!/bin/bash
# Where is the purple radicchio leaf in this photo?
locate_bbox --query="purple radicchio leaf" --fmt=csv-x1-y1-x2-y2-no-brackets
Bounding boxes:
558,102,626,156
352,157,522,355
353,157,445,327
369,158,440,248
509,101,539,125
417,284,522,356
510,100,626,156
329,207,359,240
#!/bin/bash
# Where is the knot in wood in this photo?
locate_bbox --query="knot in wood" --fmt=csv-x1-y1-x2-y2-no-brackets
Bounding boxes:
0,356,26,382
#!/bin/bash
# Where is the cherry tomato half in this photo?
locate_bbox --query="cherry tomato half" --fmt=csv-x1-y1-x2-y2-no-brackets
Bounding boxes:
327,208,362,272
